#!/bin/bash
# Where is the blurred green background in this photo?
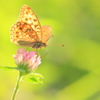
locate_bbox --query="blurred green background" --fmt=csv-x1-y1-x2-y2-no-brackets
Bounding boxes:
0,0,100,100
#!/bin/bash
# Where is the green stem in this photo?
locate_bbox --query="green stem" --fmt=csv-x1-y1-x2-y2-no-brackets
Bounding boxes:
11,72,22,100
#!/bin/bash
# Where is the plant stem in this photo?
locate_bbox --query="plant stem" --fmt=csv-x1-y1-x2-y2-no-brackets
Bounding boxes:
11,72,22,100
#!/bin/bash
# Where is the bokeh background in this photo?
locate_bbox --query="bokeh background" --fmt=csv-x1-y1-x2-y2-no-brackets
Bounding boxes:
0,0,100,100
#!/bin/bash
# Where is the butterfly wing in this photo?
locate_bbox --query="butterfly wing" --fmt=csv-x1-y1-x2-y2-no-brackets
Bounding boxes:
10,22,39,47
41,25,52,43
18,5,42,40
10,5,42,47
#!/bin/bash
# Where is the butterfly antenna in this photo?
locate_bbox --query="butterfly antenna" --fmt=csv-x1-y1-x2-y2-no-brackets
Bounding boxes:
49,43,65,46
51,35,54,37
50,35,64,46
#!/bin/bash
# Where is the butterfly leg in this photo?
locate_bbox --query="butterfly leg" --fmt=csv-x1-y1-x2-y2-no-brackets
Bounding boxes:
36,49,40,56
41,47,48,57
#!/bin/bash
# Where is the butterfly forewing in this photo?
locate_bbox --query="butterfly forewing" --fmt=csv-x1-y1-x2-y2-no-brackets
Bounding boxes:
18,5,42,40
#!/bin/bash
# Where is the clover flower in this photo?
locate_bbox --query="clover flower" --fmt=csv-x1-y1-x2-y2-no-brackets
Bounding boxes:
13,48,41,74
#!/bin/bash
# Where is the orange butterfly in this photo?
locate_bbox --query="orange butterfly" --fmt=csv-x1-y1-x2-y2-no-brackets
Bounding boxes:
10,5,52,49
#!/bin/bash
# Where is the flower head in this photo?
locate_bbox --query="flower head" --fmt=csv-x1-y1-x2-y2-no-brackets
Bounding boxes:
13,48,41,74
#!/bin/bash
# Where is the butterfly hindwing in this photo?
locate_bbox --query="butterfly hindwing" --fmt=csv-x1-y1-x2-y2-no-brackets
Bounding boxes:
41,25,52,43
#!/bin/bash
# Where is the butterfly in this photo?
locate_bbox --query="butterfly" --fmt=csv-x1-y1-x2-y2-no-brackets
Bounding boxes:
10,5,52,49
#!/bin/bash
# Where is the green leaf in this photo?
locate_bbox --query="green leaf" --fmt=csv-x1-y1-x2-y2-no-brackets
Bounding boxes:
25,77,43,84
23,73,44,84
0,66,25,72
31,73,44,79
0,66,17,70
14,67,26,72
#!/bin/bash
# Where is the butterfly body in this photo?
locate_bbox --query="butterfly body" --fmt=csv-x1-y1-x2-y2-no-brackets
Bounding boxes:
32,41,47,48
17,40,47,49
10,5,52,49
